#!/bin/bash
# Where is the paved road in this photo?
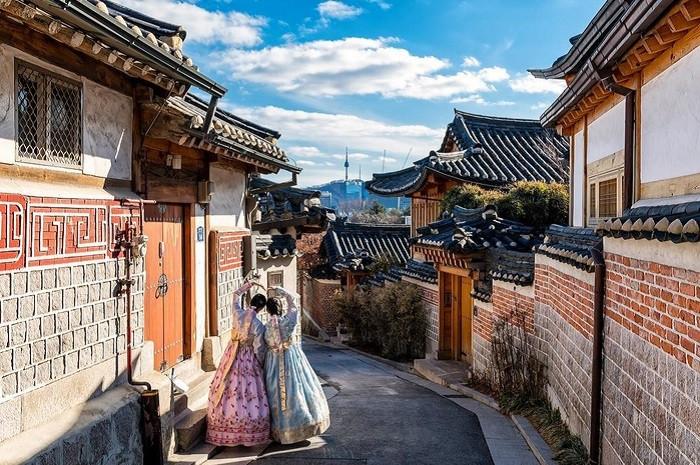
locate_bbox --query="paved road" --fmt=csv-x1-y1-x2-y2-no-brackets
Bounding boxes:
208,340,495,465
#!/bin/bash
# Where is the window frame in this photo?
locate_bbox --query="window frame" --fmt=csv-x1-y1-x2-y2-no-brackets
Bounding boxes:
587,170,623,226
267,271,284,288
14,59,83,169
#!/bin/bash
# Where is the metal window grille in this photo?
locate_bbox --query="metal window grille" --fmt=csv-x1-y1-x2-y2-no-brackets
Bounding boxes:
268,271,284,287
15,61,82,168
589,183,596,219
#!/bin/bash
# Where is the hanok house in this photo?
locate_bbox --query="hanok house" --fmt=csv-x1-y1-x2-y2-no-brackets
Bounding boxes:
365,111,569,362
0,1,299,464
304,220,410,335
523,1,700,464
248,175,335,298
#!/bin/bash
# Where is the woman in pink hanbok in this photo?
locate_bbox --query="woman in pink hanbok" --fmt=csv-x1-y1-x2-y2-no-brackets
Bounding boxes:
206,280,270,447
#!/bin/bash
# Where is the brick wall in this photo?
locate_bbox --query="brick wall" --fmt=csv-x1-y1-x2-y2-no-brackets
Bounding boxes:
599,241,700,465
407,278,439,359
210,230,246,335
533,255,595,445
0,194,145,442
302,276,341,334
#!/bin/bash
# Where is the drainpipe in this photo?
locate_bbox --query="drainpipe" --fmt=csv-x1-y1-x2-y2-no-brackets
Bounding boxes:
600,73,635,210
588,240,605,465
119,199,163,465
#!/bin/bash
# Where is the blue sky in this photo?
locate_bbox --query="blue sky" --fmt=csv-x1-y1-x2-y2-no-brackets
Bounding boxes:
125,0,601,186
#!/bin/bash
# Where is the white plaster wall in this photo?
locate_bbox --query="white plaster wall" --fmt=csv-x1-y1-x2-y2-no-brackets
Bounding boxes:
0,44,132,180
209,164,247,229
572,130,585,227
641,45,700,184
587,99,625,163
82,80,132,180
257,256,298,293
194,204,207,352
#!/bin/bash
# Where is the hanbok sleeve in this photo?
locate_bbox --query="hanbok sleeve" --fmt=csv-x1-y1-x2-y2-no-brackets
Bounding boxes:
252,319,267,366
277,287,299,335
233,281,254,314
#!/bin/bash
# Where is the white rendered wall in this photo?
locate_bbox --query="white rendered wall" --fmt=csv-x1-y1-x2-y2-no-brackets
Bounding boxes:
209,164,247,230
194,204,207,352
0,44,132,180
572,130,585,227
587,99,625,163
641,45,700,185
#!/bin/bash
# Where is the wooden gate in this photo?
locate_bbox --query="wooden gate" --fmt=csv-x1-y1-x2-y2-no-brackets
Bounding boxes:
144,203,186,371
439,269,473,362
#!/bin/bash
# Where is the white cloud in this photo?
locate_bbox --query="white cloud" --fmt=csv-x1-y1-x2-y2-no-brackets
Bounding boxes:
318,1,363,19
462,56,481,68
530,102,551,110
450,94,515,106
297,160,317,166
509,74,566,94
217,38,509,99
367,0,392,9
117,0,266,47
288,146,324,157
225,104,442,164
331,152,370,160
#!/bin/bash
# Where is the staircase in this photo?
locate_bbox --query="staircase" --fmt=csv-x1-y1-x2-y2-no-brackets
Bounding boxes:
167,369,219,465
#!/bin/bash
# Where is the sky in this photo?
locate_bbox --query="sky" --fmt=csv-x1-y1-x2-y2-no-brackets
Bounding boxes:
124,0,601,186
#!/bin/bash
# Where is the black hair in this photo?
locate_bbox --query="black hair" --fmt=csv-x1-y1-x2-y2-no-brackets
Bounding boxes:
250,294,267,311
266,297,282,316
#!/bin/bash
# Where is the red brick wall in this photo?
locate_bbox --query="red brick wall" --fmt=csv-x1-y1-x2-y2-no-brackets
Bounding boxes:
303,276,341,333
217,230,246,272
0,194,140,271
604,252,700,368
534,263,595,339
473,283,535,342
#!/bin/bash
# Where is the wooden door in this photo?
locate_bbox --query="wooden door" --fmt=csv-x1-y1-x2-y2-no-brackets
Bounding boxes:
438,272,453,359
459,276,473,363
144,204,186,371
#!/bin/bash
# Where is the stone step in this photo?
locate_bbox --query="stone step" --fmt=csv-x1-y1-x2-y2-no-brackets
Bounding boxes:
173,372,214,452
168,442,221,465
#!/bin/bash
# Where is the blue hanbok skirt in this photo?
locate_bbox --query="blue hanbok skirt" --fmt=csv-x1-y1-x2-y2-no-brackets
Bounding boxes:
265,342,330,444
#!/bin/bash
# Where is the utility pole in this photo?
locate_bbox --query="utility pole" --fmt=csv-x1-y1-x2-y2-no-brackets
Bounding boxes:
382,149,386,172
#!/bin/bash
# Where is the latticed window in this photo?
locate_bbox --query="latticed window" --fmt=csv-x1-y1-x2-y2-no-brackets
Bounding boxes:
598,178,618,218
15,61,82,167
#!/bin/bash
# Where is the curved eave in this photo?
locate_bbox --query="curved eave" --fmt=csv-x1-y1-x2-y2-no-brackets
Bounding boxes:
528,0,628,79
365,167,428,197
538,0,675,127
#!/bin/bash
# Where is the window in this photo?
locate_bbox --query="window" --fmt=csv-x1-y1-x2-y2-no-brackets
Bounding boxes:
15,61,82,167
268,271,284,287
589,183,596,218
598,179,617,218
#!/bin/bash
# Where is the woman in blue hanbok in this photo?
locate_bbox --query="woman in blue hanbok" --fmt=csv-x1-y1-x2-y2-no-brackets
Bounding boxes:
264,286,330,444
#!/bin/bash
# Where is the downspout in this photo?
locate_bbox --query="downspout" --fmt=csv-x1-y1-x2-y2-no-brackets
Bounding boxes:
588,240,606,465
600,74,636,210
119,199,163,465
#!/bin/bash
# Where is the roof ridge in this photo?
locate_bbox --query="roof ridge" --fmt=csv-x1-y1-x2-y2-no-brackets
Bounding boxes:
454,109,542,126
184,94,281,140
95,0,186,38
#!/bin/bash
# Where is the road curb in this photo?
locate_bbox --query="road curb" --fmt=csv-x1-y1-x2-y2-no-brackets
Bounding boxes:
511,415,558,465
445,383,501,411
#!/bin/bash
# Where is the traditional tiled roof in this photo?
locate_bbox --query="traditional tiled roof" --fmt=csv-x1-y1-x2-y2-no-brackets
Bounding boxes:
0,0,224,96
471,281,492,303
489,249,535,285
537,225,598,272
255,234,298,260
529,2,679,127
367,111,569,196
167,95,288,162
413,206,541,254
595,196,700,244
400,259,438,284
322,221,410,273
250,177,336,233
364,267,404,287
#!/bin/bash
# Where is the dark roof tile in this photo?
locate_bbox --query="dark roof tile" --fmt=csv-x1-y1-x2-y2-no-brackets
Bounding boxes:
323,221,410,272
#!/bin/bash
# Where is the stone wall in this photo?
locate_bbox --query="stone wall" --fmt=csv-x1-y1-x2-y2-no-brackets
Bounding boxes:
407,278,439,359
303,276,341,334
533,255,595,445
598,240,700,465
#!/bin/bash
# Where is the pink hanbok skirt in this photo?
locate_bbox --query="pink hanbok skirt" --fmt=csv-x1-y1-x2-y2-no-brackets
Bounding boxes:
206,343,270,446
